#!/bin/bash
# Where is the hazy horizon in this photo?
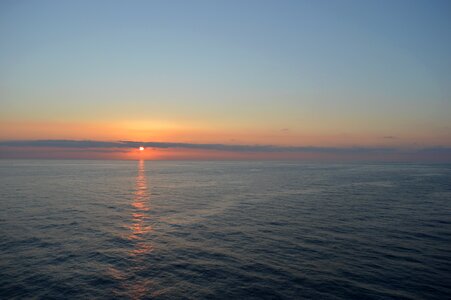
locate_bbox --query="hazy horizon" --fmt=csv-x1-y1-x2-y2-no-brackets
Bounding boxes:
1,138,451,161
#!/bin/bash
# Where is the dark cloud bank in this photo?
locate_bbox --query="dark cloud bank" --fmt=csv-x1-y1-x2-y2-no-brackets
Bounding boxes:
0,139,395,154
1,139,450,157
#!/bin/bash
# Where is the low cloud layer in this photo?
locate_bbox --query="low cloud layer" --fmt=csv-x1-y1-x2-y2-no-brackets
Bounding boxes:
0,139,403,154
1,139,451,161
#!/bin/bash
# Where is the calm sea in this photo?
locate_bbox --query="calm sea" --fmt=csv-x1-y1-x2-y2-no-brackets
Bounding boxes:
0,160,450,299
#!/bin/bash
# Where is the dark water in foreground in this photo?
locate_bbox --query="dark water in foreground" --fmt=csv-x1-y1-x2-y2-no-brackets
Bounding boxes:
0,160,450,299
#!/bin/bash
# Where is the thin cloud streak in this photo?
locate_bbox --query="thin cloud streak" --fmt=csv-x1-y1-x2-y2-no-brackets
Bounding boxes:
1,139,449,155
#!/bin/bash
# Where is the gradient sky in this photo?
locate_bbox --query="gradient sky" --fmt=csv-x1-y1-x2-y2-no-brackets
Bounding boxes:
1,0,450,160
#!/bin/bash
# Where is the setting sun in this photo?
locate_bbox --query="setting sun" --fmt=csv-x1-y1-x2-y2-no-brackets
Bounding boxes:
139,146,144,151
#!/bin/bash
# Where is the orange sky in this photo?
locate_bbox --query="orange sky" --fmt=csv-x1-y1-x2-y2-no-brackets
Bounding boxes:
1,120,450,148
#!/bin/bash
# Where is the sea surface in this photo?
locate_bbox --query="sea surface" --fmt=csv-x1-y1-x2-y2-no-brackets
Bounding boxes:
0,160,450,299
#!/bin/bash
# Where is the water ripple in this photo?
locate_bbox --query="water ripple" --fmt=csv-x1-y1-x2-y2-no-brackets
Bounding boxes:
1,161,451,299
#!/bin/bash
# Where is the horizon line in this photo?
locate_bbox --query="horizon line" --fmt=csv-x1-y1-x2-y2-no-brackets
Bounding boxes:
1,139,450,154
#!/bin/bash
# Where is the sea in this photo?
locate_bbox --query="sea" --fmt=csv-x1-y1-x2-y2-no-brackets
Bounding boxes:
0,160,450,299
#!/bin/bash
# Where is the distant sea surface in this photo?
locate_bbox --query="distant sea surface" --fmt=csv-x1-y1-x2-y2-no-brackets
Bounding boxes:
1,160,450,299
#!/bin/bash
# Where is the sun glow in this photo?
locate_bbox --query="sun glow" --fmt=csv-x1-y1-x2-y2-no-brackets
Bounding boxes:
139,146,144,151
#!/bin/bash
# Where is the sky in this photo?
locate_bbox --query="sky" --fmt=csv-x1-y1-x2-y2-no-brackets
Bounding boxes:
1,0,450,160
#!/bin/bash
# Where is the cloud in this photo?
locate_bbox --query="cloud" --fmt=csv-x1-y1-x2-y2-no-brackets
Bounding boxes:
383,136,397,139
1,140,451,161
0,139,397,154
0,140,122,148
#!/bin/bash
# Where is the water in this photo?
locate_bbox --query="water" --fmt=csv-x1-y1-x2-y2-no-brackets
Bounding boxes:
1,160,450,299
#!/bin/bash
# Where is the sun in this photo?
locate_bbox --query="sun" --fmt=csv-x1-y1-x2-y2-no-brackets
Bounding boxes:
139,146,145,151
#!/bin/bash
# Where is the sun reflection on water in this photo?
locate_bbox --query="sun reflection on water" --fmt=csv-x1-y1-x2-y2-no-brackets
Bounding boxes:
126,160,155,299
108,160,156,299
129,159,153,251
